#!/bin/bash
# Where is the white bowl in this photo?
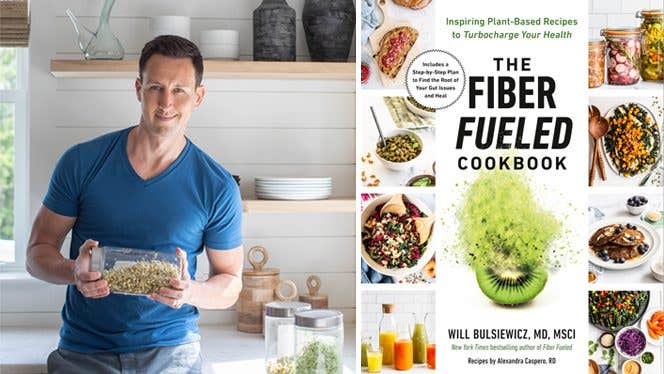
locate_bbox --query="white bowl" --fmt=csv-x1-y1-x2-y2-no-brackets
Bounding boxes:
361,194,436,278
626,203,648,215
651,259,664,282
150,16,190,39
200,43,240,60
404,96,436,118
200,29,239,45
621,360,641,374
614,327,647,359
375,130,424,171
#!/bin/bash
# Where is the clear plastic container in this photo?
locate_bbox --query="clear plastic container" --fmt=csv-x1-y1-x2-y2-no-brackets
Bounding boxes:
264,301,311,374
90,246,182,295
588,39,606,88
294,309,343,374
602,28,642,85
637,9,664,81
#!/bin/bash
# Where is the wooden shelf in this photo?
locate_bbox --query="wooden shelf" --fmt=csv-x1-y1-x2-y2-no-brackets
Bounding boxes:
242,198,355,213
50,59,355,80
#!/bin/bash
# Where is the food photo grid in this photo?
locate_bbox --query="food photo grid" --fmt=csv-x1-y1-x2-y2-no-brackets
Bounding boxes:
588,191,663,284
588,290,664,374
360,193,436,285
360,291,436,372
360,0,435,89
587,2,664,373
360,96,436,188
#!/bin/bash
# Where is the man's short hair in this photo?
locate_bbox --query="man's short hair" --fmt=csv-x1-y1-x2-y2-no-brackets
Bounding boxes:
139,35,204,87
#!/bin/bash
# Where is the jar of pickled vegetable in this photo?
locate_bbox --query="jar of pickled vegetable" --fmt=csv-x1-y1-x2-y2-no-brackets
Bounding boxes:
588,40,606,88
637,9,664,81
601,28,642,85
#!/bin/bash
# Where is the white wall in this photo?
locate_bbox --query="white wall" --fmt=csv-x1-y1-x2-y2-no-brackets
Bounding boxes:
588,0,662,38
361,290,436,342
1,0,356,326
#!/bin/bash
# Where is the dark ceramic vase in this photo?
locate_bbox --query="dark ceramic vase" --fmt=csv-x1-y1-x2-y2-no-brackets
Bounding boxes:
302,0,356,62
253,0,296,61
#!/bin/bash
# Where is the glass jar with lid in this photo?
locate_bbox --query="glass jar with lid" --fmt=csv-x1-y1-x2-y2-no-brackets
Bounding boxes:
90,246,182,295
636,9,664,81
294,309,344,374
265,301,311,374
588,39,606,88
601,28,642,85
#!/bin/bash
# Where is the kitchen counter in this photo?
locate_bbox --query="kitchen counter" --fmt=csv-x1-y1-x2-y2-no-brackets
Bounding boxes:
0,324,357,374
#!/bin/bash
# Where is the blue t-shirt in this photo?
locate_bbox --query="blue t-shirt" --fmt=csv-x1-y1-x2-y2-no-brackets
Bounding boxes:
43,126,243,353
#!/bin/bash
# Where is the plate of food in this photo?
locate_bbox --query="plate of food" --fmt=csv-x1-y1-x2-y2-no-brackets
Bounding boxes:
640,308,664,346
589,290,650,332
368,1,420,87
361,194,435,277
602,103,661,178
588,219,661,270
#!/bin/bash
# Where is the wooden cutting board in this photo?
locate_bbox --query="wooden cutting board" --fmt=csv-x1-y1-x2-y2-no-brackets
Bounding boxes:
368,0,421,87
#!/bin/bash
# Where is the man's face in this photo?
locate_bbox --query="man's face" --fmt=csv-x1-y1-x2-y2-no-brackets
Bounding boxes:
135,54,205,135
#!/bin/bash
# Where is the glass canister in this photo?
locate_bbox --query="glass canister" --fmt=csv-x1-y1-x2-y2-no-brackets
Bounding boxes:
637,9,664,81
588,39,606,88
294,309,344,374
265,301,312,374
601,28,642,85
90,246,182,295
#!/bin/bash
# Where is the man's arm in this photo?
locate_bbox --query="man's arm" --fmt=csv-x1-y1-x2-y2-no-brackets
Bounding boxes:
26,205,109,298
188,246,243,309
26,205,77,284
152,245,244,310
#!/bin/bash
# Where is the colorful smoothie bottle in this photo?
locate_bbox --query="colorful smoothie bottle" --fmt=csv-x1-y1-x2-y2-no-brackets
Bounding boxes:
427,343,436,369
379,304,397,365
361,336,371,367
394,322,413,370
412,313,429,364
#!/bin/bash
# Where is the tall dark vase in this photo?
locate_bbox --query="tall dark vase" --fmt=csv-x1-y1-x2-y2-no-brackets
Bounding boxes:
302,0,356,62
253,0,296,61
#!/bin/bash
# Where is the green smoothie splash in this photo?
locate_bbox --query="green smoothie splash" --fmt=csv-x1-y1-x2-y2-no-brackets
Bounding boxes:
458,170,562,305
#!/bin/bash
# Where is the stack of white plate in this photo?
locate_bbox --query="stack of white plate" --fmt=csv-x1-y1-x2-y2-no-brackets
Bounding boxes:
255,177,332,200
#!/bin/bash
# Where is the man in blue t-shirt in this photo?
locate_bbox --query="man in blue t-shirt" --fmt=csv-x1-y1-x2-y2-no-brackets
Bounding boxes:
26,35,243,373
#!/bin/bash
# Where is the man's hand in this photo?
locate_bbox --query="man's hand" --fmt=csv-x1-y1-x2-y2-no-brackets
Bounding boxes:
74,239,110,298
150,247,192,309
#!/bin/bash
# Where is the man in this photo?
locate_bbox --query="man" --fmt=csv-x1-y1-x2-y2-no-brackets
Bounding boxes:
26,35,243,373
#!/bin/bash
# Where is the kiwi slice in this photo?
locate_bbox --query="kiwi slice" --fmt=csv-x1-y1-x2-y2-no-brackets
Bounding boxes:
475,266,548,305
